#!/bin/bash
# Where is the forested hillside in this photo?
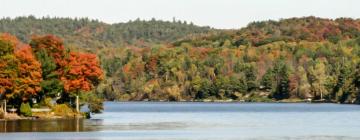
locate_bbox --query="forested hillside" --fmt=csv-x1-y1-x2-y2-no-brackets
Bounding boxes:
175,16,360,47
2,16,360,104
99,17,360,103
0,16,212,48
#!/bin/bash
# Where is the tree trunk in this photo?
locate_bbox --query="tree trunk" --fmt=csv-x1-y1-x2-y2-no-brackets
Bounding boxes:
4,99,6,116
320,89,323,100
76,96,79,113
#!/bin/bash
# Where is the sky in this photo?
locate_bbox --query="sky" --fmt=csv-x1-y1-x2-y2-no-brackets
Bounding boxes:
0,0,359,29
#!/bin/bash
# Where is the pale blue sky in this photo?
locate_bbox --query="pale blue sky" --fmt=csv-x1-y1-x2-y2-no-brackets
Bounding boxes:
0,0,359,29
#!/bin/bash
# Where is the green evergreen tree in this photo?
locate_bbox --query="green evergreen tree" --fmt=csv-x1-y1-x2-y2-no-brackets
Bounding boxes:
261,68,273,90
273,65,290,100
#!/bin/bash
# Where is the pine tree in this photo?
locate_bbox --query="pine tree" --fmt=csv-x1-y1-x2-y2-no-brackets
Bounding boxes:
273,65,290,100
261,68,273,91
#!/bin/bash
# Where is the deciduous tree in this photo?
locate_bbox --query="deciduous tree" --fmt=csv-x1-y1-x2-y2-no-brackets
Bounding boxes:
61,52,103,94
14,45,42,99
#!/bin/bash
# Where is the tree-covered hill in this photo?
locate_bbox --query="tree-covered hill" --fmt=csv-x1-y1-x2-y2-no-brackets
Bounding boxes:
2,16,360,104
4,16,359,49
96,17,360,103
175,16,360,47
0,16,213,48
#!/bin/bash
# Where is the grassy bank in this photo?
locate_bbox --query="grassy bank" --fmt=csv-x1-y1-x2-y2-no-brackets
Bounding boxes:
1,104,85,121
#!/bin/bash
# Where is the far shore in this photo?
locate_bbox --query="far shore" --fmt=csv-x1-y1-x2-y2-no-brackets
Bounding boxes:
111,98,340,104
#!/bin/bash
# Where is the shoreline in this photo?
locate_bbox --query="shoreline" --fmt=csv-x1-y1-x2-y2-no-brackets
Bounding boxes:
1,114,84,121
0,111,85,121
1,100,355,121
110,98,340,104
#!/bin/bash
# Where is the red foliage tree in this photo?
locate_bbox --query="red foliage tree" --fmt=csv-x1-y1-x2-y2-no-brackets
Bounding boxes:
146,55,158,76
30,35,66,67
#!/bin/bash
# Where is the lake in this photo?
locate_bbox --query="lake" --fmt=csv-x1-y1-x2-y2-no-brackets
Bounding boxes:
1,102,360,140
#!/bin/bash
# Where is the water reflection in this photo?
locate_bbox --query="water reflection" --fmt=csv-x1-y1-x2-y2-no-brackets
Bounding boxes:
0,119,188,132
0,119,103,132
1,102,360,140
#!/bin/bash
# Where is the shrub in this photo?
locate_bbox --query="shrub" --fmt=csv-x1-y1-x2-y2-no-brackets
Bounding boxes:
80,92,104,113
20,102,32,117
44,97,54,108
32,104,40,108
53,104,75,117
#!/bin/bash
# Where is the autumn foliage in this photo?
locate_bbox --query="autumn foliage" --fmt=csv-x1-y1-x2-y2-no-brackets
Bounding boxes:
0,34,42,99
176,17,360,47
3,16,360,105
0,33,18,96
14,45,42,98
0,33,103,101
61,52,103,93
29,35,103,94
30,35,66,67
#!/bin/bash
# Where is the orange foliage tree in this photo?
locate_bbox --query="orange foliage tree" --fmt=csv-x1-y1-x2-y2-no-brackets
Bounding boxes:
30,35,66,67
0,34,42,99
14,45,42,99
0,33,18,97
61,52,103,94
30,35,103,95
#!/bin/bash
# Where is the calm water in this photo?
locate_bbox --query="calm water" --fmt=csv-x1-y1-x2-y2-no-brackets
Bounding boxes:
1,102,360,140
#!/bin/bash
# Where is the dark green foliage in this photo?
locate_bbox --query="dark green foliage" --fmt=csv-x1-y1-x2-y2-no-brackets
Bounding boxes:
275,65,290,100
34,49,57,78
333,62,355,103
33,45,63,98
229,76,248,94
243,64,257,91
261,69,274,90
354,63,360,103
328,35,341,44
40,79,63,97
87,93,104,114
271,59,290,100
0,16,211,48
356,37,360,46
195,79,213,99
101,57,123,77
354,63,360,89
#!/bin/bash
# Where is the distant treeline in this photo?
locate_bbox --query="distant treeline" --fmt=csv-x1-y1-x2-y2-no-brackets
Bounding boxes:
99,39,360,103
175,16,360,47
0,16,213,48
